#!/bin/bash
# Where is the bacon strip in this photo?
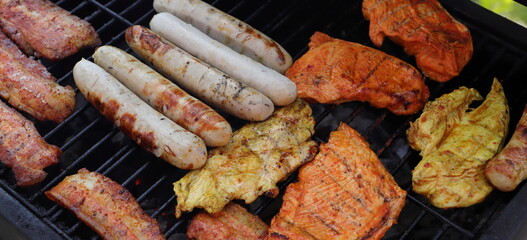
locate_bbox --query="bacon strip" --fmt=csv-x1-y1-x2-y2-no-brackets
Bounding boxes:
46,169,166,240
0,0,101,61
0,100,60,187
0,31,75,122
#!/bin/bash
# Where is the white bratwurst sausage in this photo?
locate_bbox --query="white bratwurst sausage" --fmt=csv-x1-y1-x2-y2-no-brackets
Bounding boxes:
93,46,232,147
125,25,274,121
73,59,207,170
153,0,293,73
150,13,297,106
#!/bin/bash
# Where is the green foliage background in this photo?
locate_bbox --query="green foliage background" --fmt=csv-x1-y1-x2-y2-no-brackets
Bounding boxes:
472,0,527,26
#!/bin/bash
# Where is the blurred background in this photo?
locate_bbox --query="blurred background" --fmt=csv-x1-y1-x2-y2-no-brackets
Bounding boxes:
472,0,527,27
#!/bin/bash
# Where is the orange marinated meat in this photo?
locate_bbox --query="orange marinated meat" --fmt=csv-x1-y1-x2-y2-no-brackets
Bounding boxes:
363,0,473,82
286,32,429,115
266,123,406,240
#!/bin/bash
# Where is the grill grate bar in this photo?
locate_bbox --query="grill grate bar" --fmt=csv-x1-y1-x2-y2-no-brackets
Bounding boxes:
43,102,90,141
120,161,152,188
136,175,167,202
95,144,135,173
101,147,138,176
432,210,463,240
399,209,427,240
243,0,273,24
259,0,302,34
471,46,507,84
163,213,192,238
86,0,133,26
59,117,103,151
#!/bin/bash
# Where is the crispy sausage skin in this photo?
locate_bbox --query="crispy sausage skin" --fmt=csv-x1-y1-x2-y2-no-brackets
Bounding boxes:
45,169,166,240
0,31,75,122
93,46,232,147
73,59,207,170
486,105,527,192
0,0,101,61
153,0,293,74
0,100,60,187
149,13,297,106
125,25,274,121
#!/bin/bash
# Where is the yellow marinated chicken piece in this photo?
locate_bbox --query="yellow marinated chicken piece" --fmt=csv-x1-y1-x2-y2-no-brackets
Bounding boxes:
174,99,318,217
409,79,509,208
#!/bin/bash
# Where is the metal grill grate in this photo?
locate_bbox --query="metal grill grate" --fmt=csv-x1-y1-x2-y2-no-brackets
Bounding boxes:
0,0,526,239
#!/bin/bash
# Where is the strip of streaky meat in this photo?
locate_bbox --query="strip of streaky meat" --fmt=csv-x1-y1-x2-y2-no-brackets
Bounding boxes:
0,31,75,122
363,0,472,82
187,203,268,240
45,169,166,240
266,123,406,240
0,100,60,187
174,99,318,218
0,0,101,61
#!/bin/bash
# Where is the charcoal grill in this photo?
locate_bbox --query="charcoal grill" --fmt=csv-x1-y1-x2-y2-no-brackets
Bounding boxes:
1,0,526,239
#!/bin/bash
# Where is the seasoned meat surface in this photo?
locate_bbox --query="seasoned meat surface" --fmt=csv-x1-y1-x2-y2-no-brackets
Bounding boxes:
286,32,429,115
266,123,406,240
187,203,268,240
0,31,75,122
45,169,166,240
363,0,473,82
410,79,509,208
0,0,100,61
0,100,60,187
174,99,318,217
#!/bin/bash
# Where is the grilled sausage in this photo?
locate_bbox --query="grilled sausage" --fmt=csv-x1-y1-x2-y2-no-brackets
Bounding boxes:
485,105,527,192
125,25,274,121
45,169,166,240
93,46,232,147
149,13,297,106
73,59,207,170
153,0,293,74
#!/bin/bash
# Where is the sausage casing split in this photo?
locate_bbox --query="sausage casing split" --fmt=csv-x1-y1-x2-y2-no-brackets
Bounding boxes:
153,0,293,74
149,13,297,106
485,105,527,192
93,46,232,147
125,25,274,121
73,59,207,170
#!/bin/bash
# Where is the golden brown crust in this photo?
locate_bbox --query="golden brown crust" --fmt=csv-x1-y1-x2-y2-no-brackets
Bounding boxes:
286,32,429,115
0,100,60,187
266,123,406,240
362,0,473,82
0,31,75,122
187,203,268,240
45,169,166,240
0,0,100,61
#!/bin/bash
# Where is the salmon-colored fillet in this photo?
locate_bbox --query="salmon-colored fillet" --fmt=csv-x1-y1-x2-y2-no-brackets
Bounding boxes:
187,203,268,240
0,0,101,61
363,0,473,82
286,32,429,115
266,123,406,240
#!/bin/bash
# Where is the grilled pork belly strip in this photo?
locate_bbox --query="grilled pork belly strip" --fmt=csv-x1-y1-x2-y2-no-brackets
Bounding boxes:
0,31,75,123
266,123,406,240
46,169,166,240
363,0,473,82
187,203,269,240
0,0,101,61
0,100,60,187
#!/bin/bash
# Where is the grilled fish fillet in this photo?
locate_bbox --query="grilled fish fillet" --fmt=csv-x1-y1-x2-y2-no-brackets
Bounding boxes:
45,169,166,240
363,0,473,82
187,203,268,240
174,99,318,218
286,32,429,115
410,79,509,208
266,123,406,240
0,100,60,187
0,31,75,122
0,0,100,61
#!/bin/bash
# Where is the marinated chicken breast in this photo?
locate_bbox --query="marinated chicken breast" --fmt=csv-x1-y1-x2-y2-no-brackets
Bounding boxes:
46,169,166,240
173,99,318,218
187,203,268,240
0,31,75,122
0,0,101,61
266,123,406,240
410,79,509,208
286,32,429,115
363,0,473,82
0,100,60,187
